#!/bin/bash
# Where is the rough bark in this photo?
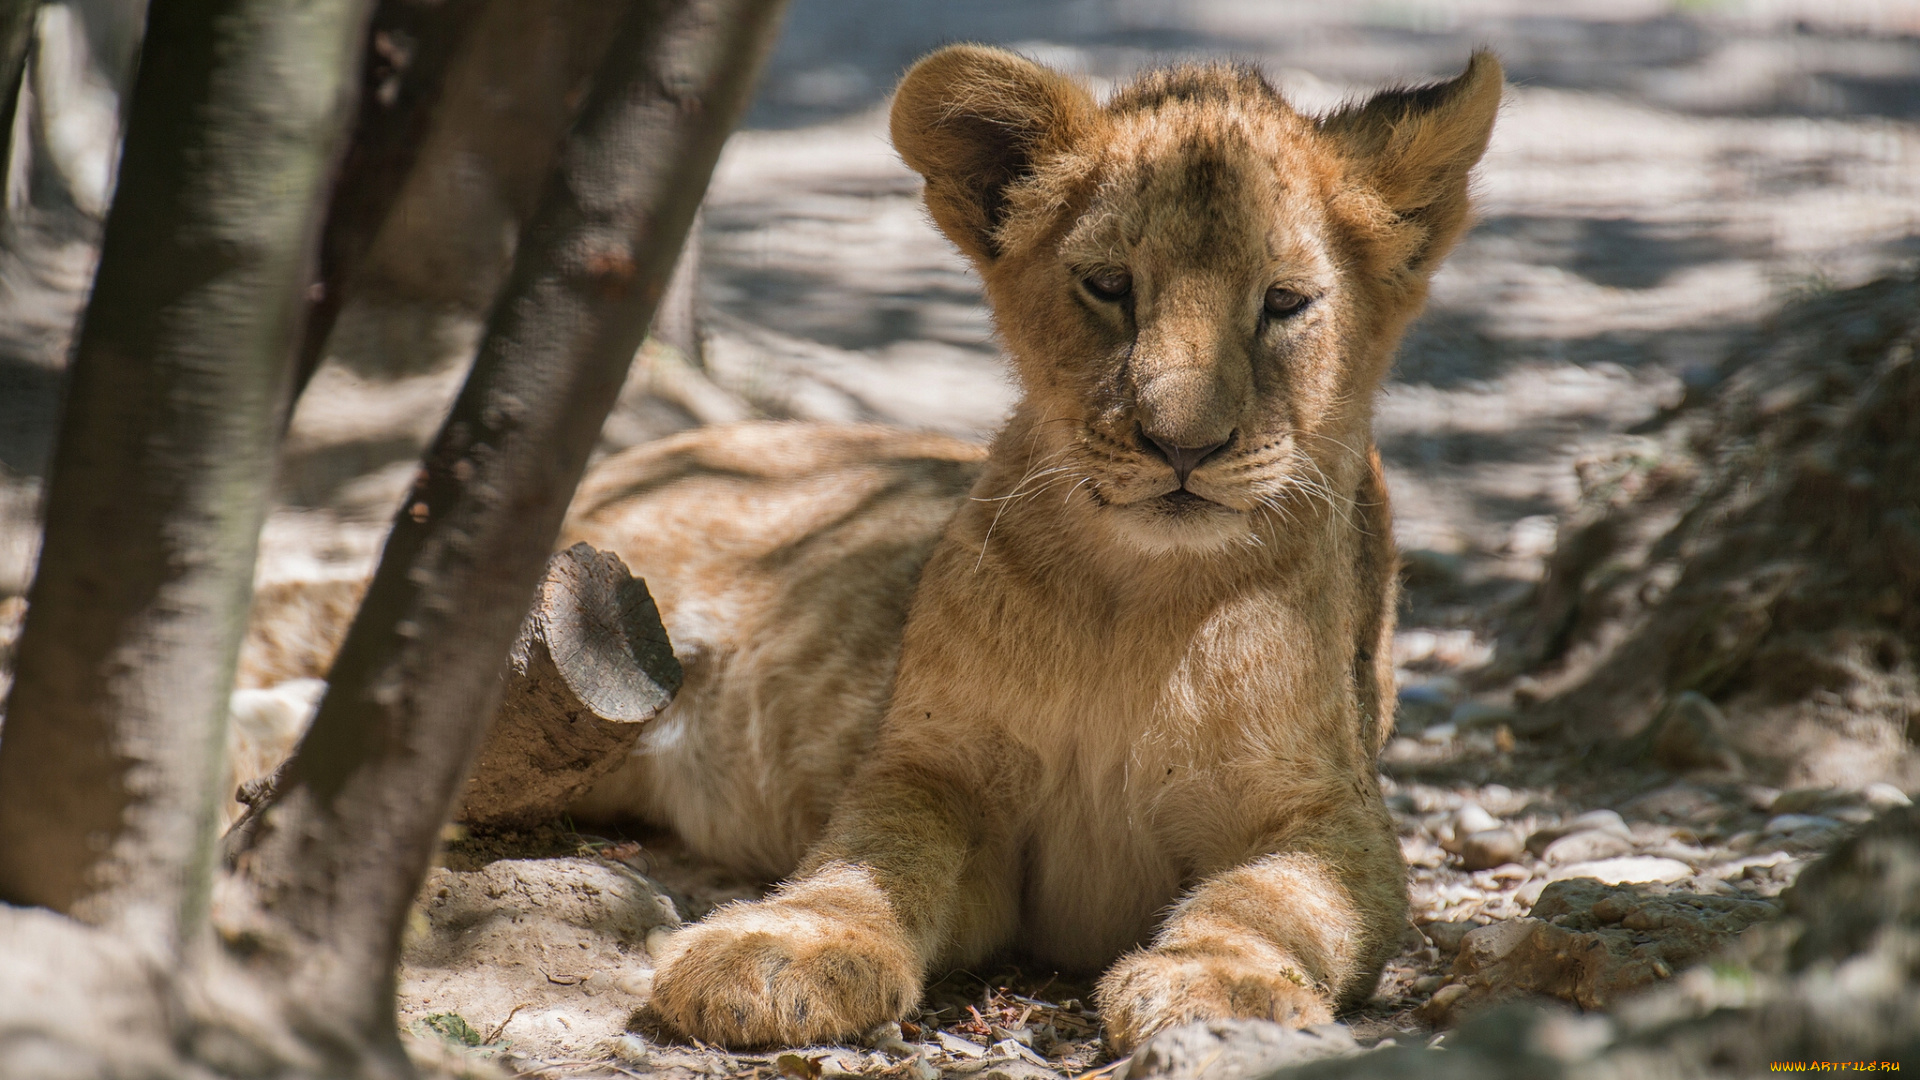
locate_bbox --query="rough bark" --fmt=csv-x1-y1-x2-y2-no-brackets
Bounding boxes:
288,0,488,400
0,0,373,960
217,0,787,1068
458,543,680,828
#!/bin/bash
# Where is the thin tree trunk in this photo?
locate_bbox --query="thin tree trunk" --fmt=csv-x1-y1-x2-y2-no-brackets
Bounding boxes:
0,0,37,231
0,0,373,959
218,0,787,1064
288,0,489,401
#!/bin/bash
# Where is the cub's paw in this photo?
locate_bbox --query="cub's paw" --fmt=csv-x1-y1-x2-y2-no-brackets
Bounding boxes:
650,897,920,1047
1094,948,1333,1053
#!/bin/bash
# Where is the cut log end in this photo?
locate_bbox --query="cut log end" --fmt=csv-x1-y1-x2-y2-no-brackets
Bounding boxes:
458,543,680,828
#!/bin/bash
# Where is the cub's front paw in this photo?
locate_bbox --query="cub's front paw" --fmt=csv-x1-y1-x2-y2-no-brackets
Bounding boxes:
1095,948,1333,1053
650,897,920,1047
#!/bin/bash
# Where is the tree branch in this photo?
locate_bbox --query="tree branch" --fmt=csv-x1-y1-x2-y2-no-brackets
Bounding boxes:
287,0,490,402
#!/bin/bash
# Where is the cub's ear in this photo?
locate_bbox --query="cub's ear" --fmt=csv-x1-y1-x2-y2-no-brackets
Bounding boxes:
891,45,1096,264
1321,51,1503,277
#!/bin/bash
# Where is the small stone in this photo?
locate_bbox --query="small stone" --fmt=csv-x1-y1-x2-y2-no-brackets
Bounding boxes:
1455,803,1501,835
1420,723,1458,745
1542,829,1635,866
1527,810,1631,857
1764,813,1840,836
937,1032,987,1058
1862,783,1912,811
1421,919,1476,955
1122,1019,1358,1080
1548,856,1693,885
1418,982,1470,1023
1450,701,1518,730
1770,788,1839,815
1457,828,1524,872
1456,919,1538,970
1571,809,1631,836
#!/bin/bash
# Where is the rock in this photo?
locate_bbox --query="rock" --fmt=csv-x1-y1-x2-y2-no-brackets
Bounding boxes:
1540,829,1635,866
1527,810,1632,857
1455,804,1501,836
1763,813,1840,836
1457,828,1525,872
1421,919,1476,955
1645,691,1741,772
1769,787,1841,814
1450,701,1518,730
1547,856,1694,885
1862,782,1913,811
1120,1019,1357,1080
1422,880,1780,1027
1456,919,1538,971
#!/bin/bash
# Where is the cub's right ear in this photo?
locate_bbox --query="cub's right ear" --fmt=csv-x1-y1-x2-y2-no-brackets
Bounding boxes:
891,45,1096,264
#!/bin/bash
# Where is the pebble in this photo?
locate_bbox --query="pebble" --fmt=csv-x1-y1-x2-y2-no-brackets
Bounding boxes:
1450,701,1518,730
1426,879,1782,1024
1769,788,1840,815
1421,919,1477,955
1763,814,1839,836
1572,809,1631,836
1121,1019,1358,1080
1548,856,1694,885
1542,829,1636,866
1863,783,1912,810
1457,828,1524,871
1455,804,1501,836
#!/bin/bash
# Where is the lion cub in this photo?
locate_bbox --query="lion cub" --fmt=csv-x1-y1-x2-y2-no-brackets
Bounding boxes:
565,46,1502,1049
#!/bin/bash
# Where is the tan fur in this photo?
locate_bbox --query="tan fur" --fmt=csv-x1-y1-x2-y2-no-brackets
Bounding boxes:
568,48,1502,1049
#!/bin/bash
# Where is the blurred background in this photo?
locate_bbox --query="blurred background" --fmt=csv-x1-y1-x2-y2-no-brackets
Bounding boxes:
1,0,1918,674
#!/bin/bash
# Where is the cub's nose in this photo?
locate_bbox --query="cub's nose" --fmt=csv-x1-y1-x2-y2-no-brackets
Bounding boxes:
1140,428,1230,487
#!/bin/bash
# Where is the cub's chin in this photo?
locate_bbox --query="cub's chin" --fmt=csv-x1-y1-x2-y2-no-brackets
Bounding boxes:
1107,487,1255,556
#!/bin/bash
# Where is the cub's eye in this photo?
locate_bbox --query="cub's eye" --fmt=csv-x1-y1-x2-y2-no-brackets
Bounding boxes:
1084,268,1132,301
1264,286,1309,318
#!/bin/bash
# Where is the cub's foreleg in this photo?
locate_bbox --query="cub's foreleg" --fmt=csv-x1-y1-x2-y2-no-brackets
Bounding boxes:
649,770,1015,1047
1094,813,1407,1052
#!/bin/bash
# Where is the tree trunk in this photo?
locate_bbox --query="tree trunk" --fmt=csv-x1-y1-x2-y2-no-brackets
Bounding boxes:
288,0,489,401
0,0,373,962
0,0,38,232
457,543,681,828
652,203,704,364
217,0,787,1067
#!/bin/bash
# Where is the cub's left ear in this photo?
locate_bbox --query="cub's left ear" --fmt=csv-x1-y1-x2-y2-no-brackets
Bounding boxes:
1321,51,1503,277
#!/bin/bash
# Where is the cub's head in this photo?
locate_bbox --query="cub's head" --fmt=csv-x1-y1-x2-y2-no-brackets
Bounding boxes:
891,48,1501,555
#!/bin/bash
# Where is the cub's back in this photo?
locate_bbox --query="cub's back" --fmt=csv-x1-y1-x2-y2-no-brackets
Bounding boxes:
563,421,984,876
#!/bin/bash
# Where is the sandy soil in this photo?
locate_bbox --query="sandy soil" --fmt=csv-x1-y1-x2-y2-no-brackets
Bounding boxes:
2,1,1918,1077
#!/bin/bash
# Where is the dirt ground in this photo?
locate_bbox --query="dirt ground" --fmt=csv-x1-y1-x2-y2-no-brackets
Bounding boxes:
2,1,1920,1078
